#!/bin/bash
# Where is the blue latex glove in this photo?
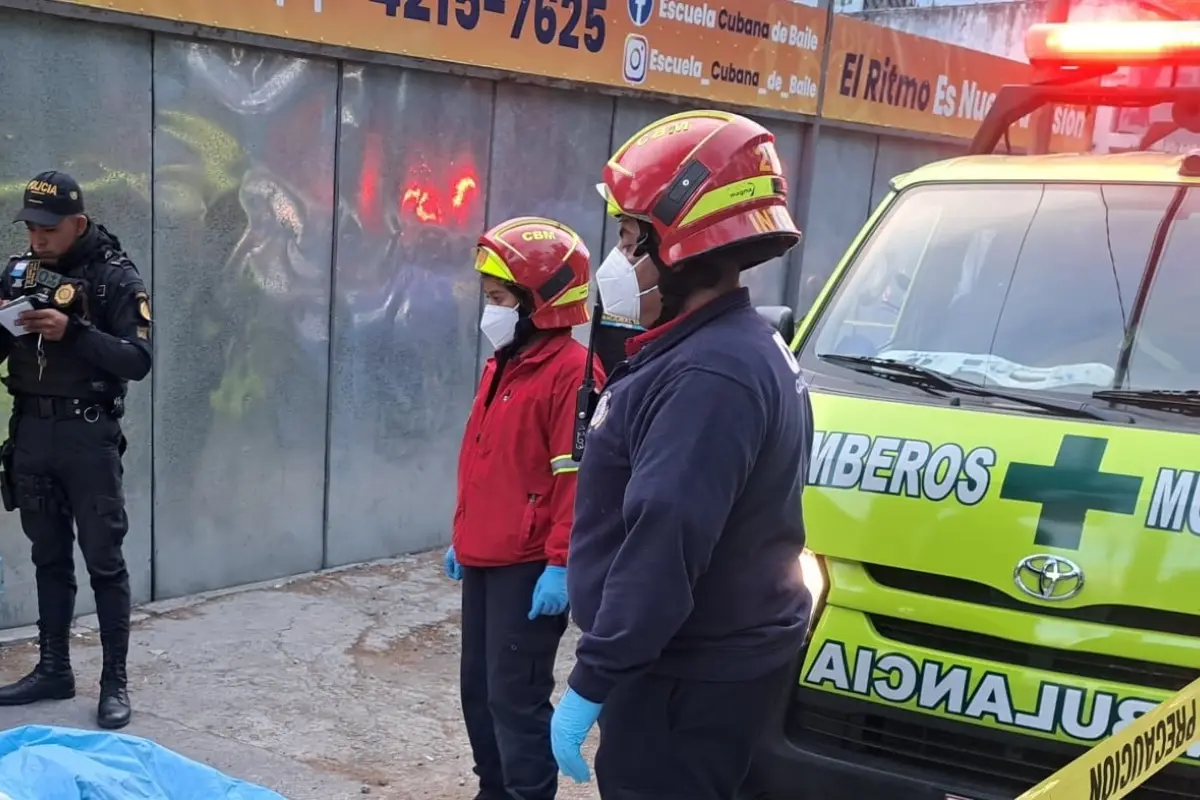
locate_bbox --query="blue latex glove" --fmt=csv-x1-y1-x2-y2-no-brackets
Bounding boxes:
551,688,603,783
443,546,462,581
528,565,568,619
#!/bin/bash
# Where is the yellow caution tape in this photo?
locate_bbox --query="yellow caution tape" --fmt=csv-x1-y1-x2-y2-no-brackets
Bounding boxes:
1017,675,1200,800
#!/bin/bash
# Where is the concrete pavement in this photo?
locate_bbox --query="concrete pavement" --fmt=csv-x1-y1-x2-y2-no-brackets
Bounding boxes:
0,550,600,800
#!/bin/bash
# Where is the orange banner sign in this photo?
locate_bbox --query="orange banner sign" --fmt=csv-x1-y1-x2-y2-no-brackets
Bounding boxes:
822,15,1094,150
55,0,825,116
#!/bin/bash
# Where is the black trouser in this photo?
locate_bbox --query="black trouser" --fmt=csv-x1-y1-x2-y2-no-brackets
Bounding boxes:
460,561,567,800
594,661,795,800
11,406,130,643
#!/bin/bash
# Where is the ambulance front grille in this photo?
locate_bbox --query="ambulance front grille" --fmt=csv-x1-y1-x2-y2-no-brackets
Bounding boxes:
866,563,1200,639
870,615,1199,692
788,688,1200,798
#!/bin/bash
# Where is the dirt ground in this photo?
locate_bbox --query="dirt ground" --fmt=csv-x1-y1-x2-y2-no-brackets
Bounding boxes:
0,550,601,799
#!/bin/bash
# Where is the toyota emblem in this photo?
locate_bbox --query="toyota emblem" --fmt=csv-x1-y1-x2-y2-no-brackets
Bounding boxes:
1013,554,1084,601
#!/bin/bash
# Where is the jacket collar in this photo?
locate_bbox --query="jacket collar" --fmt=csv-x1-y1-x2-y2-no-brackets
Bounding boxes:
625,287,751,364
487,329,574,370
52,222,100,274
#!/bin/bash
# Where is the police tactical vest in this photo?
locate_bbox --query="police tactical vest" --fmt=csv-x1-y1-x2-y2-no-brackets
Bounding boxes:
1,250,126,400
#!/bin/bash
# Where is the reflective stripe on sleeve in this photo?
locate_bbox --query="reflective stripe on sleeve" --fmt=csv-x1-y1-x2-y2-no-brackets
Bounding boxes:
550,454,580,475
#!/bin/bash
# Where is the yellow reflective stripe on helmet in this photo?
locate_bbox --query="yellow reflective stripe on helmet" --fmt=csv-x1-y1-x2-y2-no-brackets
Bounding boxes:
552,283,589,306
677,176,781,227
474,246,515,282
596,182,626,218
550,454,579,475
597,182,653,222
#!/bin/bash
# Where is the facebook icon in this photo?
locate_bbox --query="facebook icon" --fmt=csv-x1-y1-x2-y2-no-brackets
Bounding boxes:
627,0,653,26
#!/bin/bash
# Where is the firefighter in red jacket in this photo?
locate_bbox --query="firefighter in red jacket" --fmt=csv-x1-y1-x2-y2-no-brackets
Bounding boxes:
444,216,604,800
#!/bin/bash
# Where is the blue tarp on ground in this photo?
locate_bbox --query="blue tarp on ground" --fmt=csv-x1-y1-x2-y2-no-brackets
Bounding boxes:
0,725,286,799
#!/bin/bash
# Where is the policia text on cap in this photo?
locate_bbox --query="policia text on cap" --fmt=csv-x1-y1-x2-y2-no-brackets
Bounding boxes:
0,170,153,731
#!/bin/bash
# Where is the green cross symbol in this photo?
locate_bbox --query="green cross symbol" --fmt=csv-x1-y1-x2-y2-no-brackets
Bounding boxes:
999,435,1143,551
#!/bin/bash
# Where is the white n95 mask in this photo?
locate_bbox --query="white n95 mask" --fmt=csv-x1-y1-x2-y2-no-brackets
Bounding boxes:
597,248,654,330
480,303,519,351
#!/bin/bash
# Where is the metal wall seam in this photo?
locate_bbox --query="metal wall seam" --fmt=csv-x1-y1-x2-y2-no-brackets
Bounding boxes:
320,59,346,570
148,27,159,600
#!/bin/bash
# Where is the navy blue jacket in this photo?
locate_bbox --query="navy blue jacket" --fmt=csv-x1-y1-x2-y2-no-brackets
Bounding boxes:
567,288,813,703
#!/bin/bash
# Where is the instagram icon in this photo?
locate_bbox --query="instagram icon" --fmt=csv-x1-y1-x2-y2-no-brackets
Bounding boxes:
623,34,648,85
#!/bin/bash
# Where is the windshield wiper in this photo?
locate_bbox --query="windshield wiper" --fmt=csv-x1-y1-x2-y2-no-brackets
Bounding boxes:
818,353,956,397
1092,389,1200,416
819,354,1131,422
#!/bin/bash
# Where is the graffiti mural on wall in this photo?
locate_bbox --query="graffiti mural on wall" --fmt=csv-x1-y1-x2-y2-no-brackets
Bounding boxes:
159,45,488,450
154,45,332,437
320,63,494,568
148,41,338,595
332,68,487,453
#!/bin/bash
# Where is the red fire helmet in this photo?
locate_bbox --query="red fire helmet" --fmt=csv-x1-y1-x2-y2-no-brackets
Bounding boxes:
597,110,801,272
474,216,591,329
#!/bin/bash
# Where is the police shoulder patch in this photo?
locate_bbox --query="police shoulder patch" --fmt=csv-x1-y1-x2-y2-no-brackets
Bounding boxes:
135,291,151,323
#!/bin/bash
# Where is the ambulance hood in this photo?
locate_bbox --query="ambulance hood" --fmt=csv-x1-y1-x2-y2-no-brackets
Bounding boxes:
804,391,1199,623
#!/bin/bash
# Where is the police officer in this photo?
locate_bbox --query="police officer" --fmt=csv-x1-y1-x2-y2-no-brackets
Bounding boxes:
550,111,815,798
0,171,152,730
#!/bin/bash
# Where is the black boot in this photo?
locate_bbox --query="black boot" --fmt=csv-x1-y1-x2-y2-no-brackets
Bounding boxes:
0,628,75,706
96,629,131,730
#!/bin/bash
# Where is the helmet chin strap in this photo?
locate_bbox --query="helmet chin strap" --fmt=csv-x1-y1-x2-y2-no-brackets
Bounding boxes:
633,221,695,328
504,303,537,353
653,268,690,328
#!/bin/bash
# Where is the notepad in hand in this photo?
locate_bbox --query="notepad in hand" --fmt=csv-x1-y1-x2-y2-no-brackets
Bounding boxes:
0,296,35,336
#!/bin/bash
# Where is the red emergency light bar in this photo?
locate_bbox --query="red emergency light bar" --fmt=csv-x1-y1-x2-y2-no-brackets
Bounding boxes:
1027,21,1200,67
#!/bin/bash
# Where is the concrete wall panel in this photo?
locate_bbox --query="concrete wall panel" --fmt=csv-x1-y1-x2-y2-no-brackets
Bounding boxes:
150,40,338,598
488,83,613,269
870,135,964,208
796,128,878,315
324,65,492,567
488,83,614,350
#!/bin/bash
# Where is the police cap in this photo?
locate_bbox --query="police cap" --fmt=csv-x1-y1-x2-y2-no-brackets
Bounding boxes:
13,171,84,227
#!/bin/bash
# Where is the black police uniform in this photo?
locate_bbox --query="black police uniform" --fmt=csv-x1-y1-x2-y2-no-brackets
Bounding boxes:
0,172,152,730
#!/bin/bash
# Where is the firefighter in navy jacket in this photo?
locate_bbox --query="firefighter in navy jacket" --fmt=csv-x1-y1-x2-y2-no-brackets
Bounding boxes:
446,216,605,800
550,111,815,799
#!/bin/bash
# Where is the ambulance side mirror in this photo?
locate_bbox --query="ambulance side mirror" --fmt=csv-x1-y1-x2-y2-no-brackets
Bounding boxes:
756,305,797,342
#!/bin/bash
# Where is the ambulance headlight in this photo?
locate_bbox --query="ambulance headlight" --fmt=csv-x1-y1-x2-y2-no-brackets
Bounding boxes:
798,548,828,623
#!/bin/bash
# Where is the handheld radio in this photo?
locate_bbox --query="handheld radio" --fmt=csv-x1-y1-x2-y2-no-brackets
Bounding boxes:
571,301,604,462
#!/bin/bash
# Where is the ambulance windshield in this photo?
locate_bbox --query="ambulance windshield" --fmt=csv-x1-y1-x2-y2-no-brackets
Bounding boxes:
806,182,1200,395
